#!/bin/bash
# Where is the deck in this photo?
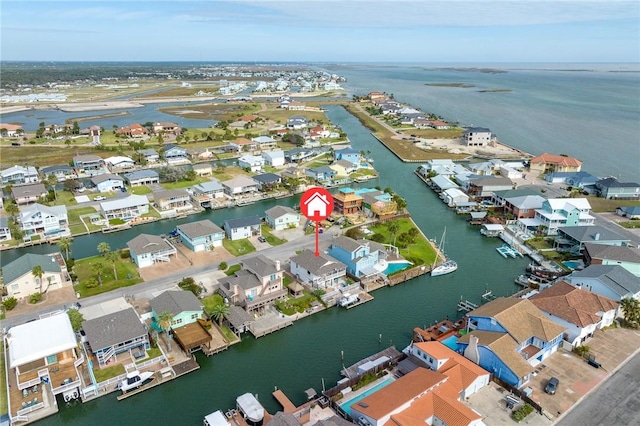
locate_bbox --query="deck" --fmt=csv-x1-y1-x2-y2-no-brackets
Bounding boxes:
172,322,212,352
341,346,403,378
272,390,297,413
345,292,374,309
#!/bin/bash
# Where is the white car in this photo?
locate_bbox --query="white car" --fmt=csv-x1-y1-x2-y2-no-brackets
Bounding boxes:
94,196,106,201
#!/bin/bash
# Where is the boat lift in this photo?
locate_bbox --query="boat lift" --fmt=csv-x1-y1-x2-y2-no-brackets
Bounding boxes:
457,296,478,312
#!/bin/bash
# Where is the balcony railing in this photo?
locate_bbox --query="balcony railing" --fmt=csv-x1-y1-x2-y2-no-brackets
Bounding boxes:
51,379,81,395
16,402,45,417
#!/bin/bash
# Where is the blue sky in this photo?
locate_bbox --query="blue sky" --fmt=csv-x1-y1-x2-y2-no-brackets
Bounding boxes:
1,1,639,62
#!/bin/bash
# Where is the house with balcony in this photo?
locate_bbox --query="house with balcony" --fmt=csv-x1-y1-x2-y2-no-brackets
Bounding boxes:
2,252,70,299
530,281,619,347
187,147,214,162
503,195,546,219
594,177,640,200
330,160,357,178
137,148,160,163
529,153,582,174
11,183,48,206
40,165,76,182
176,219,224,251
520,198,595,236
18,203,69,237
152,122,181,134
153,189,191,211
124,170,160,187
584,243,640,277
565,265,640,302
465,176,514,199
1,165,40,184
192,163,213,177
285,147,315,163
72,154,105,176
223,216,261,241
333,188,363,215
328,236,388,279
252,135,278,150
238,154,265,172
191,180,225,206
221,176,260,196
82,307,150,367
100,194,149,221
0,217,11,241
229,137,257,152
357,188,398,220
290,249,346,289
162,144,189,164
127,233,177,268
462,127,492,146
252,173,281,191
334,148,361,165
265,206,300,231
554,225,630,252
306,166,336,183
218,255,287,315
458,297,566,388
262,150,285,167
286,115,308,129
90,173,124,193
104,156,135,170
6,314,84,424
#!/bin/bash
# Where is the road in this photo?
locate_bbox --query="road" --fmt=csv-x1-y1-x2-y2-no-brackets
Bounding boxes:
557,352,640,426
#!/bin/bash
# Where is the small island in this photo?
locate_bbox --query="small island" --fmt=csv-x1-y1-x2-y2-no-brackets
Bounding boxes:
478,89,514,93
425,82,475,88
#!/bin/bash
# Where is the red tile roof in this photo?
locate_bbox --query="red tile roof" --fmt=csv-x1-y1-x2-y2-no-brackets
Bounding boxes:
530,153,582,167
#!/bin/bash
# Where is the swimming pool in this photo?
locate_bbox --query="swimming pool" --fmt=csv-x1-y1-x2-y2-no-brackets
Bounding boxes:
384,261,412,275
563,261,581,270
441,335,459,350
339,378,395,416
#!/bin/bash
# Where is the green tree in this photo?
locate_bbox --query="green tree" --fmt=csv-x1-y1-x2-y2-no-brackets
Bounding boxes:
72,121,80,135
92,262,106,286
621,297,640,328
106,251,119,281
387,221,400,245
45,174,58,200
157,311,174,351
4,200,19,218
58,236,73,260
67,308,85,332
97,242,111,257
31,265,45,292
210,303,229,326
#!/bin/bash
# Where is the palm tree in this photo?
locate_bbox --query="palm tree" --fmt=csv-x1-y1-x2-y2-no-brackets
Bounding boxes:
97,242,111,257
106,251,118,281
58,236,72,260
211,304,229,326
32,265,44,292
387,222,400,245
621,297,640,328
4,200,19,218
45,174,58,200
157,311,174,351
92,262,106,286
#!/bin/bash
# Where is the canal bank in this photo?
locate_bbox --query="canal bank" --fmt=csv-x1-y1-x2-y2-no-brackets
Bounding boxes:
29,102,533,426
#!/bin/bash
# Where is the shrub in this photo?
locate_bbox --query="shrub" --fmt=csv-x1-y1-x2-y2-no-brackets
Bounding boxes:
28,292,43,304
512,404,534,422
2,297,18,311
119,249,131,259
219,261,228,271
85,278,99,288
66,258,75,269
574,345,591,357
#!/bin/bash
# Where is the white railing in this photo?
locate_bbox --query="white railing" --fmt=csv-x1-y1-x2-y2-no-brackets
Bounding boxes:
96,372,129,393
18,376,43,390
11,415,29,423
134,356,165,370
74,354,85,367
16,402,45,416
52,379,81,395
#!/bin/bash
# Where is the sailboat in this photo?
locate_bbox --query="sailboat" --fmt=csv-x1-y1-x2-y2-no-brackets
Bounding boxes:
431,227,458,277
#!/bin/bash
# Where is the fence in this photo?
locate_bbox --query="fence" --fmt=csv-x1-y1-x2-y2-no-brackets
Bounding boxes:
491,376,543,414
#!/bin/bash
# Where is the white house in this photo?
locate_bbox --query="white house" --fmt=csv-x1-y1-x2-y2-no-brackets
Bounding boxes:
104,156,135,170
1,165,39,184
18,203,69,236
262,150,285,167
0,217,11,241
265,205,300,231
100,194,149,220
91,173,125,192
223,216,262,241
303,191,331,218
127,234,177,268
286,115,308,129
238,155,265,172
463,127,492,146
565,265,640,301
290,249,346,289
441,187,469,207
124,170,160,187
2,253,70,298
176,219,225,252
221,176,260,196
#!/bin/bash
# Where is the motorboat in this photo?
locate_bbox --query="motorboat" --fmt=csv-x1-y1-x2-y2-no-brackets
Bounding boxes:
63,388,79,402
338,293,359,307
431,260,458,277
118,370,154,393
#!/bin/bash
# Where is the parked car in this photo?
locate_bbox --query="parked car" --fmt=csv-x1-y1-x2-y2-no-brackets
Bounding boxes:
545,377,559,395
94,196,106,201
258,236,267,243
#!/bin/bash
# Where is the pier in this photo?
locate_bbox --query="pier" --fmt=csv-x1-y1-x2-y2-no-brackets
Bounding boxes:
457,298,479,312
340,346,403,378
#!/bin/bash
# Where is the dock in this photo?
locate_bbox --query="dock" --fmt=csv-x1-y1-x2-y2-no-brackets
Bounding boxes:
116,369,176,401
346,292,374,309
341,346,403,378
272,390,297,413
457,298,478,312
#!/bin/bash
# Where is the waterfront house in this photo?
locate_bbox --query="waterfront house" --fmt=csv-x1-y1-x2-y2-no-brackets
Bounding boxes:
238,154,265,172
104,156,135,170
463,127,492,146
124,169,160,187
127,233,177,268
218,255,286,315
290,249,346,289
153,189,191,211
523,198,595,235
73,154,104,176
2,252,69,298
418,160,472,178
40,164,76,182
262,149,285,167
328,236,388,279
530,281,619,347
100,194,149,221
554,225,630,252
348,367,484,426
306,166,336,183
286,115,308,129
357,189,397,220
529,153,582,174
116,123,148,138
0,217,12,241
82,307,150,367
465,176,514,199
7,314,84,423
565,265,640,302
1,165,39,184
503,195,546,219
429,175,460,192
152,122,181,134
252,135,278,150
285,147,315,163
253,173,281,191
544,171,599,188
334,148,361,165
176,219,224,251
137,148,160,163
192,163,213,177
491,188,540,208
221,176,260,196
187,147,214,162
584,243,640,277
162,144,189,164
191,180,225,206
18,203,68,237
0,123,24,137
90,173,125,192
407,341,491,398
11,183,48,205
458,297,566,388
333,188,363,215
223,216,261,241
329,160,357,177
441,187,469,207
594,177,640,200
230,137,257,152
265,205,300,230
616,205,640,219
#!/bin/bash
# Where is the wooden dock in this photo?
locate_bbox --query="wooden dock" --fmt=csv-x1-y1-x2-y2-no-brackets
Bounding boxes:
341,346,403,378
457,298,478,312
272,390,297,413
346,292,374,309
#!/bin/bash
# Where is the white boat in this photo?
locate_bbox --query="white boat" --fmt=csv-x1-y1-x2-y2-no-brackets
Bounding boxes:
118,370,154,393
63,388,79,402
431,227,458,277
338,293,359,307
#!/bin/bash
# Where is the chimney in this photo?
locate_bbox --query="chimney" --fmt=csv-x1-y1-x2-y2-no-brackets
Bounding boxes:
275,260,280,271
464,334,481,365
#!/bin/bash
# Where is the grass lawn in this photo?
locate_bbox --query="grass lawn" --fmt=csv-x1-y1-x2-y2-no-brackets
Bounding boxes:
0,345,6,416
212,165,249,182
136,347,163,364
129,186,153,195
74,255,143,298
620,221,640,229
368,218,435,266
93,364,125,383
142,209,162,219
525,238,554,250
161,177,209,189
258,108,328,124
261,225,287,246
276,291,317,315
225,264,241,276
201,294,224,314
586,196,640,213
222,238,256,257
52,190,79,207
219,325,238,343
67,206,97,235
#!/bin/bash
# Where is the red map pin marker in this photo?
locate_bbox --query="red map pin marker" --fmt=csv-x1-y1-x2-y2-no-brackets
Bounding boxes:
300,187,334,256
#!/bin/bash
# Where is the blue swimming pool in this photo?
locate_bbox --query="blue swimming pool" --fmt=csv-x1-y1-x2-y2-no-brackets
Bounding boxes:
339,378,395,415
384,261,411,275
563,261,581,270
441,335,459,350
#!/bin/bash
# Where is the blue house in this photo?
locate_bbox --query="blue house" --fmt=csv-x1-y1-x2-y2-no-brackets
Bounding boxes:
162,144,189,163
334,148,361,166
328,236,388,278
306,166,336,183
545,171,599,188
457,298,566,388
594,177,640,200
176,219,224,252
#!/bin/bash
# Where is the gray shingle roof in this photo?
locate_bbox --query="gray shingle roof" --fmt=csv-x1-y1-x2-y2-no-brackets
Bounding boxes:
127,234,174,255
265,205,297,219
153,188,189,200
150,290,203,317
124,170,159,180
82,307,146,351
224,216,261,229
584,243,640,264
243,255,279,278
558,225,628,243
253,173,281,184
570,265,640,297
291,249,346,276
40,165,73,175
2,253,62,284
11,183,47,199
331,236,366,253
177,220,223,239
91,173,124,185
219,272,262,291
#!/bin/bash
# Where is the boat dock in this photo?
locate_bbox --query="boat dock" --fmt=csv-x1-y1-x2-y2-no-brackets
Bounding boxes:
340,346,403,378
457,298,479,312
116,368,175,401
346,292,374,309
496,244,523,258
272,390,297,413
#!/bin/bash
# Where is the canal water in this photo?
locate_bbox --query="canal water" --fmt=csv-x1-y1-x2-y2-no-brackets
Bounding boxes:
35,104,528,425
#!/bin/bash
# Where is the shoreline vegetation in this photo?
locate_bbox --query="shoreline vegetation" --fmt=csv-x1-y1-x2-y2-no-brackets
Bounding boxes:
425,82,475,88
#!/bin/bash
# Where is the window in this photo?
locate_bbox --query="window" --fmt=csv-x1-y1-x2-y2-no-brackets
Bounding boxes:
46,354,58,365
191,313,199,320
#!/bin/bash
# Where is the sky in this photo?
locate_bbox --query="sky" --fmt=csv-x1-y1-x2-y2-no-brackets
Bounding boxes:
1,0,639,63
